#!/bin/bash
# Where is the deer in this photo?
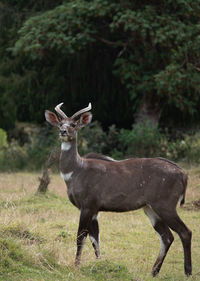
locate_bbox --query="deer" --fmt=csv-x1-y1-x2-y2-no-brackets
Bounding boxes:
45,102,192,277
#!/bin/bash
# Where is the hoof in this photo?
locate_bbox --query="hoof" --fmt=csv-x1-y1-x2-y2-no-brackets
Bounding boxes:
152,269,159,277
75,259,81,267
185,269,192,277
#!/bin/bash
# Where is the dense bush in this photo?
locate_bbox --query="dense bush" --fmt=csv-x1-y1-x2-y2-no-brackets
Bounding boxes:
0,143,27,171
26,126,59,170
119,122,164,158
0,125,59,171
0,129,7,148
183,133,200,163
1,122,200,172
78,121,107,156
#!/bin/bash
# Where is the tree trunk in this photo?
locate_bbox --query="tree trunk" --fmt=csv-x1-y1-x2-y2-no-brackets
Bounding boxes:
134,94,162,127
37,147,60,193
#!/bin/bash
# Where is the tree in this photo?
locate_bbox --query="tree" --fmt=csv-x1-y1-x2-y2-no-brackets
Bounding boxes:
11,0,200,127
37,147,60,193
0,0,63,129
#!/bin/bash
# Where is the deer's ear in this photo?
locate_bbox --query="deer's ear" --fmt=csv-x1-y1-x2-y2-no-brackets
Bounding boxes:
45,110,60,127
79,112,92,127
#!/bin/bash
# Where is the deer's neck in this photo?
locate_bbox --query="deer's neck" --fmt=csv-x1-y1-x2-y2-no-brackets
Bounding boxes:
60,138,83,174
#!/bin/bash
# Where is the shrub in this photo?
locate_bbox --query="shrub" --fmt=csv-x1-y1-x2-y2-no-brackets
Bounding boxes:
0,143,27,171
104,125,124,159
2,121,200,172
0,125,60,171
26,126,60,170
183,133,200,163
0,128,8,148
78,121,107,155
119,122,165,158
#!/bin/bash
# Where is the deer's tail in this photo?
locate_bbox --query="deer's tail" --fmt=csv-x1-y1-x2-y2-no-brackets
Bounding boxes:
180,173,188,206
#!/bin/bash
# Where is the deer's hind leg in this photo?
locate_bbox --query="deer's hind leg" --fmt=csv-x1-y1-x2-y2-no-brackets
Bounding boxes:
143,205,174,276
151,205,192,276
88,214,100,258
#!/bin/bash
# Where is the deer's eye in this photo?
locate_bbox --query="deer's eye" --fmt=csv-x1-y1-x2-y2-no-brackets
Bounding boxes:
71,123,76,128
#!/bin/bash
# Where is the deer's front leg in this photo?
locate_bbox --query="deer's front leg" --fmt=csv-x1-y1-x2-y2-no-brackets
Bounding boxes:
89,214,100,259
75,209,92,266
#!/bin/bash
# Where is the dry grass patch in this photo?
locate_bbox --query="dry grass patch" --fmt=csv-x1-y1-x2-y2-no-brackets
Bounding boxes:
0,168,200,280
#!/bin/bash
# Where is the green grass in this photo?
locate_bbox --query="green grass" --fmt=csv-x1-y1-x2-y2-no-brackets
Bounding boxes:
0,170,200,280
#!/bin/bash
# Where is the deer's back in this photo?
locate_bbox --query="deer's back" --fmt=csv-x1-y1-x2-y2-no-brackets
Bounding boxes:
67,157,187,212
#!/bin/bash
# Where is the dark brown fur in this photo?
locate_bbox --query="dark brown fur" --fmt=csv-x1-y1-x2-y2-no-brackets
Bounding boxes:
45,106,192,277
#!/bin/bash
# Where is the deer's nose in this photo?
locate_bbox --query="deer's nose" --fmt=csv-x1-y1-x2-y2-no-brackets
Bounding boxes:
60,129,67,136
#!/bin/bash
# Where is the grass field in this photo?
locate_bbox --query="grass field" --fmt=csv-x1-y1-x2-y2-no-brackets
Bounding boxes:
0,164,200,281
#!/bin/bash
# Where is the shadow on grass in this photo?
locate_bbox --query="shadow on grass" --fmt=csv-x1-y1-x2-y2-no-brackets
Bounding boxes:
81,260,134,281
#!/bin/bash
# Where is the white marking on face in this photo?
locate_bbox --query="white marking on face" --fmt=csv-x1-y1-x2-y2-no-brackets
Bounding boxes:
61,142,71,151
144,205,160,227
60,171,73,181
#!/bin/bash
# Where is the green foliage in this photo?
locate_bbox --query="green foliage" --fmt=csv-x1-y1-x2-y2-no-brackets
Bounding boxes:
183,133,200,163
0,221,69,280
13,2,97,59
1,0,200,131
0,237,34,275
79,120,200,163
154,64,200,114
0,143,27,171
78,121,107,155
0,171,200,280
26,126,59,170
81,261,132,281
2,122,200,171
115,125,200,163
0,129,7,148
0,125,59,171
111,2,200,115
11,0,200,124
119,122,165,158
0,224,43,244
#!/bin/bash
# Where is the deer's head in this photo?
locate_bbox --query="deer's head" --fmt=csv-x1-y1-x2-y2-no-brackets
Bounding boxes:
45,103,92,142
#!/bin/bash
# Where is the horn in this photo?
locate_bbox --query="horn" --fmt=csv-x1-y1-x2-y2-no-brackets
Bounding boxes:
55,102,68,119
71,103,92,119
